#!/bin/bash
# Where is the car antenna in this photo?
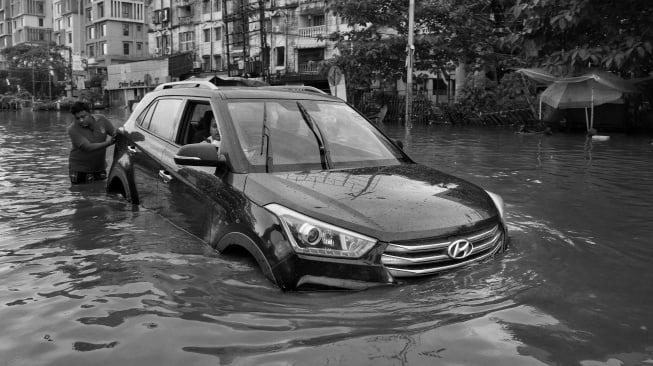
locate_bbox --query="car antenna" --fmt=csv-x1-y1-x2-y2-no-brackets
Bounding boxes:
296,102,331,169
260,102,273,172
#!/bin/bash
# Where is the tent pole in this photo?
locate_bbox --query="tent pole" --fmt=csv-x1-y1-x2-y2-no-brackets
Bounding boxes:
585,108,589,131
539,97,542,120
591,86,595,131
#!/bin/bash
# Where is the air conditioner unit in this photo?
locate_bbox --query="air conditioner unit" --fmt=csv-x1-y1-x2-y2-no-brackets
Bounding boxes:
192,61,202,69
165,47,171,54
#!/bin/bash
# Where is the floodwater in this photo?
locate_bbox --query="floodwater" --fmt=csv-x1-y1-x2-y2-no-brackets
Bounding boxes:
1,108,652,366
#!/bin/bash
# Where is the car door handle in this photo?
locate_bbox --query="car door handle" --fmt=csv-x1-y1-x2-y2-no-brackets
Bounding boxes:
127,145,138,154
158,170,173,183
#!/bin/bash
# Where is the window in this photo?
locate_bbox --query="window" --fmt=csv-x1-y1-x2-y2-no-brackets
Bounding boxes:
38,18,43,27
101,42,107,55
89,45,95,57
99,23,106,36
276,47,285,66
180,31,195,51
203,28,210,42
67,16,72,27
143,99,183,140
136,25,142,32
122,3,131,18
123,23,129,36
123,42,130,55
214,27,221,41
67,32,72,43
213,55,221,70
97,2,104,18
180,101,213,145
86,8,92,22
310,15,325,27
136,42,142,51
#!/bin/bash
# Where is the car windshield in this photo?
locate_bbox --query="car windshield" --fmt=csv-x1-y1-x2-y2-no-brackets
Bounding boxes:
227,100,406,171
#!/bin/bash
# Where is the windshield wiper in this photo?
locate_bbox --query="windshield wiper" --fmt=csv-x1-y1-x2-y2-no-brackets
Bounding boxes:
296,102,331,169
260,102,273,172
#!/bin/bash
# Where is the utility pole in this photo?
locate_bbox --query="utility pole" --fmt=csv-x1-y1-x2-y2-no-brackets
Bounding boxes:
31,63,35,106
210,0,214,71
258,0,268,82
223,0,231,76
405,0,415,131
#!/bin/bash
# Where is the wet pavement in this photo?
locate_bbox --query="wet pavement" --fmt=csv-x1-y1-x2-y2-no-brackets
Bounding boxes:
1,108,652,366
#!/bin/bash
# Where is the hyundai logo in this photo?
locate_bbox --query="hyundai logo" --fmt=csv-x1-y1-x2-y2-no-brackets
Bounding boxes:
447,239,473,260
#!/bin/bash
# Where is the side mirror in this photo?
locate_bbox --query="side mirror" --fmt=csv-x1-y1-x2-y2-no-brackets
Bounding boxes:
174,143,221,167
395,139,404,150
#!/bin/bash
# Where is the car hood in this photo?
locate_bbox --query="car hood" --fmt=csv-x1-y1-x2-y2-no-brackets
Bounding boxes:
244,164,499,242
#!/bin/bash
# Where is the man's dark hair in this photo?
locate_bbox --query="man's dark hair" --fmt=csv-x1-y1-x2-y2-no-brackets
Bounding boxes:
70,101,91,115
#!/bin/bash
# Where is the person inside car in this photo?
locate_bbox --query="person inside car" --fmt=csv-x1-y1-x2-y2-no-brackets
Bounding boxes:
67,101,116,184
204,115,221,147
192,111,214,143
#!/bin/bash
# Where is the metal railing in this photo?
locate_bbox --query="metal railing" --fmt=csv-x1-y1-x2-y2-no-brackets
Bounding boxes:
298,62,321,74
298,25,326,38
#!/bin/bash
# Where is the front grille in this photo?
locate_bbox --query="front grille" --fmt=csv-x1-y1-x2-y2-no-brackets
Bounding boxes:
381,225,504,277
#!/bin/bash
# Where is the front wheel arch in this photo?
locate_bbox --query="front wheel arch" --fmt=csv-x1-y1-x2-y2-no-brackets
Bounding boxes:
107,171,139,204
216,232,280,288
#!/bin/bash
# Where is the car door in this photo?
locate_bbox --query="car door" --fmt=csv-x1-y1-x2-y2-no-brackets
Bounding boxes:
156,98,221,243
128,98,181,209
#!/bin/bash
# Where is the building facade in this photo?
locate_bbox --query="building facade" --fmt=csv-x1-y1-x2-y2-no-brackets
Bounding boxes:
145,0,347,87
83,0,149,76
7,0,52,46
0,0,11,69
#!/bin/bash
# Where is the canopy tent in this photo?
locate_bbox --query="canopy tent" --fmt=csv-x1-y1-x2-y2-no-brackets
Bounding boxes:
516,69,642,132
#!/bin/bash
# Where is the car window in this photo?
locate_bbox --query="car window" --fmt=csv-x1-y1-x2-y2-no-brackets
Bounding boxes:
146,98,183,140
178,101,214,145
137,101,156,128
227,100,404,170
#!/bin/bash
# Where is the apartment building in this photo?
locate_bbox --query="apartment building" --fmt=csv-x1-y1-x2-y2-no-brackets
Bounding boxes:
52,0,84,54
7,0,52,45
144,0,347,85
0,0,12,50
0,0,10,69
83,0,149,75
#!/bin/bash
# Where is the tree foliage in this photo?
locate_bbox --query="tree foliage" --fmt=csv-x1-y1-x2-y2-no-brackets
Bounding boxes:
0,44,69,98
500,0,653,76
327,0,506,88
328,0,653,86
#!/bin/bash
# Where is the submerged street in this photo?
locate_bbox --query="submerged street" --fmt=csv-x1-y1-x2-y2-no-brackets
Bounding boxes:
1,108,652,365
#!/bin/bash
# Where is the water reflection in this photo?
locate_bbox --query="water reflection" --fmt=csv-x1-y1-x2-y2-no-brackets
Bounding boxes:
1,110,652,365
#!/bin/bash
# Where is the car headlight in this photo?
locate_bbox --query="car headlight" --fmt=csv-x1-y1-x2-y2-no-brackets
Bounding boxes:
486,191,506,225
265,204,377,258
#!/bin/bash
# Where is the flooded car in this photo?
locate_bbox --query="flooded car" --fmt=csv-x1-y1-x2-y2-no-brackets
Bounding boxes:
107,81,508,290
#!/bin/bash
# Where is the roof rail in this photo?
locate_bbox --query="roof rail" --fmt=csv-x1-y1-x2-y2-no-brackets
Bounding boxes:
154,80,219,91
265,85,328,94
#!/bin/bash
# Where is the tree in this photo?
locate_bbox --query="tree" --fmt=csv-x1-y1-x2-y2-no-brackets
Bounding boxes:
327,0,507,89
0,44,69,99
500,0,653,77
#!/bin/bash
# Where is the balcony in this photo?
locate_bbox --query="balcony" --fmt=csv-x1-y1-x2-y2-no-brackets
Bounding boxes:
298,25,325,38
178,16,194,25
175,0,195,6
298,61,321,74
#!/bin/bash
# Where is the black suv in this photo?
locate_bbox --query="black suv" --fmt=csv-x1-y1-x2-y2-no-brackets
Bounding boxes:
107,81,508,290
